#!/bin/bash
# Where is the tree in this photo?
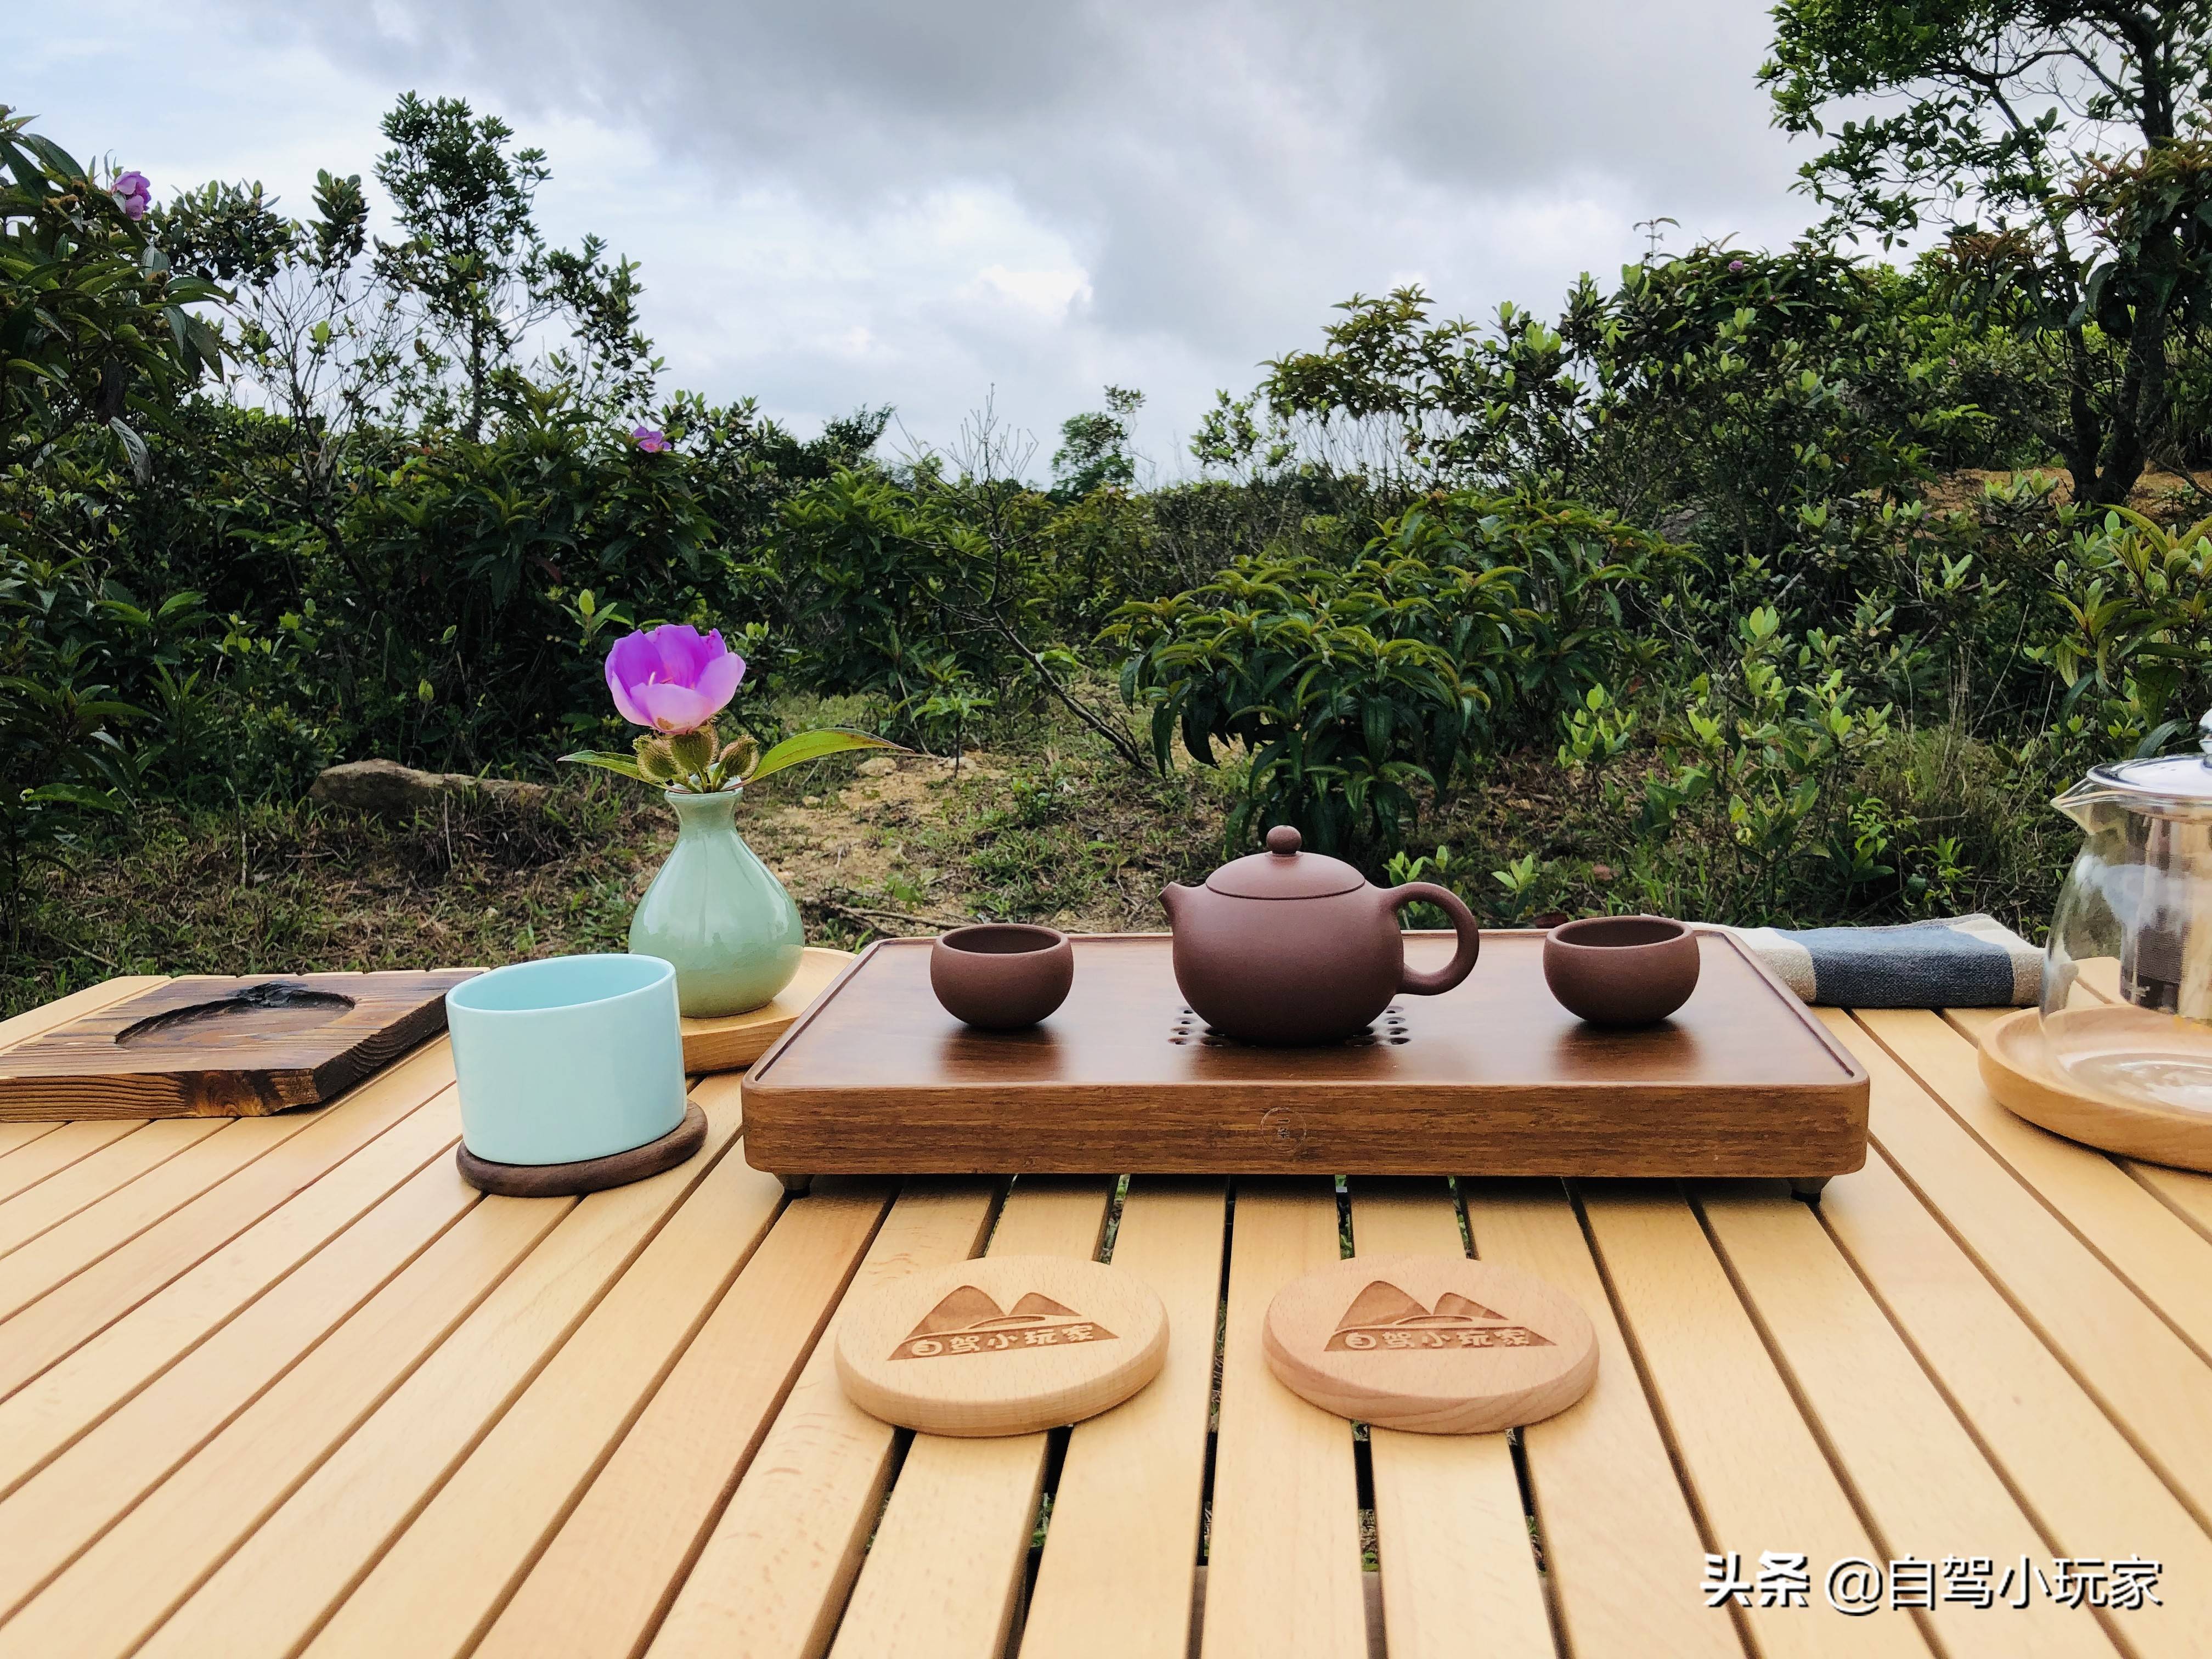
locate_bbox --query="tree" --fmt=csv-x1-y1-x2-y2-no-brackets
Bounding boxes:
0,107,225,470
1049,384,1144,498
154,170,402,596
1764,1,2212,506
1231,288,1584,490
1196,262,1976,572
0,109,227,931
373,93,653,438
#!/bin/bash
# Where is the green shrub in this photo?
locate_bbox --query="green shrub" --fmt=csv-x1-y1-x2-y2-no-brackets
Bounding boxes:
1559,606,1901,919
768,468,1020,702
1108,490,1672,856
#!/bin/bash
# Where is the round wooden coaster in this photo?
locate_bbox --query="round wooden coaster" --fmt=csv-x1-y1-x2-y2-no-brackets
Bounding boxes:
456,1101,708,1198
1262,1254,1596,1435
1980,1006,2212,1173
834,1255,1167,1436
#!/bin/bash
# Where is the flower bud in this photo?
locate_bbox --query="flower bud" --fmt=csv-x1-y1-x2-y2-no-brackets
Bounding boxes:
633,735,680,782
668,727,718,778
719,735,760,778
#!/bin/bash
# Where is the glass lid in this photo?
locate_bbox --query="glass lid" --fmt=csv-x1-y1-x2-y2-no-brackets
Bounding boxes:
2079,709,2212,809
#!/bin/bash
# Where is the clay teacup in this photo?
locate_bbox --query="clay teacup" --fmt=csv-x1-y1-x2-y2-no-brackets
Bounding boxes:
930,924,1074,1030
1543,915,1701,1026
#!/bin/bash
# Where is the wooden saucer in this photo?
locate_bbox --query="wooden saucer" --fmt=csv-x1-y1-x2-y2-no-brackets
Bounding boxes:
1979,1007,2212,1173
679,947,850,1074
834,1255,1168,1437
1262,1254,1597,1435
456,1101,708,1197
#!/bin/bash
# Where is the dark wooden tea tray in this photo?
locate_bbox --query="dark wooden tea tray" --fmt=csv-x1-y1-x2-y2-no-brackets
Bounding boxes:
741,932,1869,1192
0,970,477,1119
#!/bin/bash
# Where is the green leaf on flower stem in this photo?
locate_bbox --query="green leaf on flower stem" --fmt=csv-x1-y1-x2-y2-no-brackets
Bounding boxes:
746,729,909,783
558,750,650,782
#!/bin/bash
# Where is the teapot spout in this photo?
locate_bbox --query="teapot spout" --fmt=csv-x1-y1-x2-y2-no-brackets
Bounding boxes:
1161,882,1198,924
2055,777,2129,833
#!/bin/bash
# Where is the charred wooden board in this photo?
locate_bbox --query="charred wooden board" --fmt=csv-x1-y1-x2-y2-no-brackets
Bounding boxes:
741,932,1869,1182
0,971,477,1119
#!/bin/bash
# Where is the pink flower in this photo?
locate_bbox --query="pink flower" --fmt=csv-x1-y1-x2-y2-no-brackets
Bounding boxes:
112,171,151,221
631,426,669,452
1728,258,1746,272
604,624,744,733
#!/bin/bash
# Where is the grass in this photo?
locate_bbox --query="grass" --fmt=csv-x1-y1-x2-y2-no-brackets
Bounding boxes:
1,713,1240,1017
1,703,2063,1017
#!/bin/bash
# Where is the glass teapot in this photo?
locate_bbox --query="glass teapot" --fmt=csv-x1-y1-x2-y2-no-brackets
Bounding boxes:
2044,710,2212,1112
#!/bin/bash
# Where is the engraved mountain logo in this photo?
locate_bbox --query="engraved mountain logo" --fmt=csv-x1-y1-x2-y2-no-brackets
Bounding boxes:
889,1285,1119,1361
1325,1280,1554,1352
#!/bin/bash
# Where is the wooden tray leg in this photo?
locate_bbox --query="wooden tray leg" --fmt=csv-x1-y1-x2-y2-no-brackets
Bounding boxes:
1790,1177,1830,1203
778,1173,814,1195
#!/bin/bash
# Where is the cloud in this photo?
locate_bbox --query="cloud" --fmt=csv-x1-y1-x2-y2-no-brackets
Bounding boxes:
25,0,1824,472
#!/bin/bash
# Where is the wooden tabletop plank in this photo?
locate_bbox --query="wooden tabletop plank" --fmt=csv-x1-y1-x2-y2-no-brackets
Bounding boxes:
0,1186,571,1657
1462,1180,1743,1659
303,1101,790,1659
475,1180,894,1659
1347,1177,1551,1659
2129,1161,2212,1237
835,1432,1049,1659
0,1034,443,1278
1579,1183,1933,1657
0,1120,148,1205
646,1180,1000,1659
1818,1143,2212,1656
1019,1179,1226,1659
116,1102,746,1659
0,1123,62,1161
0,1119,230,1261
1818,1008,2212,1524
1696,1185,2121,1659
0,1152,481,1618
0,1073,458,1404
826,1177,1115,1659
1855,1008,2212,1356
0,1111,374,1323
0,1040,453,1372
1199,1178,1368,1659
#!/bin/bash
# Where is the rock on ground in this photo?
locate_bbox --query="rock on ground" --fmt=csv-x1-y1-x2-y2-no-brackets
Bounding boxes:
309,759,549,819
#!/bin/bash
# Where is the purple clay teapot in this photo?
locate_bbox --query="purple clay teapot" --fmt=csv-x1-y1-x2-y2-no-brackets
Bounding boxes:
1161,826,1483,1045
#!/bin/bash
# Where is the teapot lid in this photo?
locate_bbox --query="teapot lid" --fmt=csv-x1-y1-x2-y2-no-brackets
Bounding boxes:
1205,826,1367,899
2083,710,2212,808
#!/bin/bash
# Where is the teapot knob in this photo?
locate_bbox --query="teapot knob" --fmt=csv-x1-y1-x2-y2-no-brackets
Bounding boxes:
1266,826,1302,856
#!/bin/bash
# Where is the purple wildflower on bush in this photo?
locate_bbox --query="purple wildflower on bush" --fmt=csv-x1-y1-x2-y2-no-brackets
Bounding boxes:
631,426,669,453
1728,258,1746,272
604,624,744,733
112,171,151,221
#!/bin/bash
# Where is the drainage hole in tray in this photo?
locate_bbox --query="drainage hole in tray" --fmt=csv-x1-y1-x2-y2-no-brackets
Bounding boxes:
1167,1015,1410,1049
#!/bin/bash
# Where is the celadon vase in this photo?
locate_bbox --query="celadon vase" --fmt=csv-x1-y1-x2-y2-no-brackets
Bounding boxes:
628,788,803,1018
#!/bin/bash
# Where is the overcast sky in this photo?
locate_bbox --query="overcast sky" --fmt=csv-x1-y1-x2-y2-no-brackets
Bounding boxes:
26,0,1824,475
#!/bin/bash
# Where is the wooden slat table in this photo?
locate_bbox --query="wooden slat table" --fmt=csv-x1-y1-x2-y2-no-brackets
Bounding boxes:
0,979,2207,1657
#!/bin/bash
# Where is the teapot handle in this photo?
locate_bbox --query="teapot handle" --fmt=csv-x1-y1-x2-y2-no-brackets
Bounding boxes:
1384,883,1482,996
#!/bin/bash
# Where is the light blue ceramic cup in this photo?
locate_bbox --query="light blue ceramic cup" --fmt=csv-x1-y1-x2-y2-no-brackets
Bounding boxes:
445,954,688,1165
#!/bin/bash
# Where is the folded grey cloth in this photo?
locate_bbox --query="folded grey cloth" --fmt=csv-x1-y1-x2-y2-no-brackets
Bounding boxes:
1723,915,2041,1008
